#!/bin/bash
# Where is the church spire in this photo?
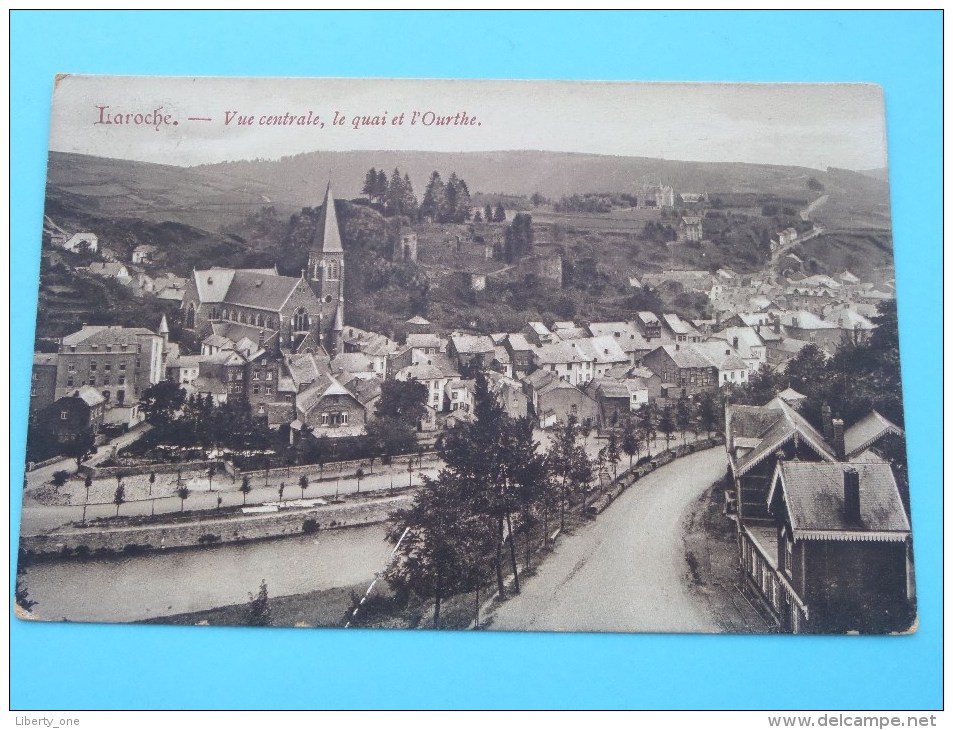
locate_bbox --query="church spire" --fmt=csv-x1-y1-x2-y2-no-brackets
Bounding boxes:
313,182,343,254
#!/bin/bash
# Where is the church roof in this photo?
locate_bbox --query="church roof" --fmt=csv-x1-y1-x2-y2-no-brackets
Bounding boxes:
222,271,302,312
313,183,344,254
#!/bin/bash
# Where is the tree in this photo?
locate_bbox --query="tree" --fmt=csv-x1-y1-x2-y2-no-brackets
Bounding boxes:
402,172,419,219
504,213,534,262
244,579,274,627
697,390,720,439
548,416,594,531
473,209,483,223
298,473,309,499
278,482,285,502
604,427,621,479
367,379,428,457
177,485,190,512
675,396,693,446
113,483,126,516
375,169,388,205
148,471,156,496
658,405,676,451
621,415,641,469
421,171,446,222
493,203,506,223
63,429,95,471
82,473,93,524
140,381,186,430
207,465,215,492
355,467,365,494
483,203,493,222
362,167,378,200
51,470,70,487
239,475,252,505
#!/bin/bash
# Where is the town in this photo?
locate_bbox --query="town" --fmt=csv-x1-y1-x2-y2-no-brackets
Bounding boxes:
18,166,913,636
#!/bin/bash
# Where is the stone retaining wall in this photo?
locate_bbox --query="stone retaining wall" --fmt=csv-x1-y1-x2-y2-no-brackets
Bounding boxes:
84,460,225,480
20,494,411,559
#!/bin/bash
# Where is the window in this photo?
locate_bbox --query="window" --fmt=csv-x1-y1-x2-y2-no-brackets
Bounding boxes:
102,390,111,401
292,308,310,332
104,363,111,372
103,377,111,386
784,534,794,576
252,371,261,380
570,404,578,415
253,384,260,395
321,413,329,425
67,376,74,387
327,260,339,280
106,345,112,353
119,362,126,372
90,362,97,372
266,371,273,380
257,404,266,415
30,386,36,397
264,385,273,395
60,410,68,420
117,390,125,403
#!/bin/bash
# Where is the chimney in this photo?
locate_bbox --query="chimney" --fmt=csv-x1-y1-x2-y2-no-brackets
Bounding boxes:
258,329,265,349
822,404,833,443
773,317,781,335
843,467,861,523
832,418,846,460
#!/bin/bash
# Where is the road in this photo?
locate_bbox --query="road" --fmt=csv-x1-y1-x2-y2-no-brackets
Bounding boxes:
487,447,728,634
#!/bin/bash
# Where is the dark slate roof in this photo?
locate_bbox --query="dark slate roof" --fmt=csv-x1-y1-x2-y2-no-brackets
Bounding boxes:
844,410,904,457
211,322,278,349
222,271,302,312
773,461,910,537
313,184,343,254
267,402,295,428
73,385,105,407
655,344,713,370
728,398,836,476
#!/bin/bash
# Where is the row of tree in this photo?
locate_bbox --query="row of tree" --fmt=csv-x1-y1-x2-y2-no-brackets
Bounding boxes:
361,167,420,219
383,375,723,627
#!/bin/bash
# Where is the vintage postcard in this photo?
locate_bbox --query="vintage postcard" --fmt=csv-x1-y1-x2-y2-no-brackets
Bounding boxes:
16,77,914,634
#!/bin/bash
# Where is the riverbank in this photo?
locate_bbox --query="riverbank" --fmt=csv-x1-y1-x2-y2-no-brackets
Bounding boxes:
19,488,412,561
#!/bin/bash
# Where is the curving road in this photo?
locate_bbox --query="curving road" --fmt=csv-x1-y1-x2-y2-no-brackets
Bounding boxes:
488,447,728,634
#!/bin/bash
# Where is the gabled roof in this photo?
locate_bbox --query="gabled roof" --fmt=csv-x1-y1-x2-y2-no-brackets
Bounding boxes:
406,315,431,326
449,333,495,354
693,341,747,371
72,385,105,407
331,352,376,374
728,397,836,476
285,352,330,390
505,333,533,351
776,386,806,404
575,336,629,364
534,341,592,365
780,310,838,330
844,410,904,458
210,322,278,350
769,461,909,540
313,183,343,254
193,268,235,303
406,333,443,349
650,344,713,370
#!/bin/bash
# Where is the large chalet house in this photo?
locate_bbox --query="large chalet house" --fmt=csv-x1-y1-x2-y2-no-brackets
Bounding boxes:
725,394,912,633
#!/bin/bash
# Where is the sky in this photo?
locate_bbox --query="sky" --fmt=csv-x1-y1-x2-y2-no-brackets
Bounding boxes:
48,76,888,171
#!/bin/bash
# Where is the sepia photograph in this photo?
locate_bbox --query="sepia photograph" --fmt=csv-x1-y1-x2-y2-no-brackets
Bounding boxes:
15,76,915,636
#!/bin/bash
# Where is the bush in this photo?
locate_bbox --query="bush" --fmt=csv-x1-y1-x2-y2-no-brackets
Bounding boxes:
198,533,221,544
302,518,320,534
51,470,71,487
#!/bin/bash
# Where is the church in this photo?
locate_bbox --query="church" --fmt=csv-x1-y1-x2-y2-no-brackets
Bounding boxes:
181,182,346,357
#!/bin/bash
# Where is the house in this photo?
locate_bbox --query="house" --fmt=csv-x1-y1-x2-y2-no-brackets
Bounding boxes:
491,345,513,378
447,333,496,372
844,410,904,461
444,378,476,414
638,182,674,209
60,232,98,254
693,341,749,387
586,321,655,364
525,370,598,429
294,374,366,436
166,353,206,386
182,182,346,356
739,460,913,633
574,336,630,378
661,313,704,343
36,386,106,442
586,378,649,427
725,396,840,522
635,312,663,341
710,326,767,371
342,326,396,377
56,324,165,423
503,333,535,374
404,315,432,335
677,215,703,242
778,311,842,351
640,344,718,398
131,244,159,265
88,262,130,280
30,353,59,414
533,341,595,386
406,333,445,355
486,371,529,420
524,321,555,346
393,353,459,412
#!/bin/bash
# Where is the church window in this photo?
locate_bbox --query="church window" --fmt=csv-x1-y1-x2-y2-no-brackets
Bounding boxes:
324,295,333,304
185,303,196,330
266,317,274,329
293,308,310,332
240,311,247,324
212,307,219,319
256,314,264,327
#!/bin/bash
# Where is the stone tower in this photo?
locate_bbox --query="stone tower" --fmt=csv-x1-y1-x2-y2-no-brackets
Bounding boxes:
307,182,345,355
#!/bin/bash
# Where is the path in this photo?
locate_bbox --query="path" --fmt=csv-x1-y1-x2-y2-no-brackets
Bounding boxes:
487,447,728,633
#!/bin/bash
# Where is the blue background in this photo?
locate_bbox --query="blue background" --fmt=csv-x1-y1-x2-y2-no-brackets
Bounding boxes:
10,11,942,710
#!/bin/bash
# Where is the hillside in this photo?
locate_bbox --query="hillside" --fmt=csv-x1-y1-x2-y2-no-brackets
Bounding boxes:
47,150,891,235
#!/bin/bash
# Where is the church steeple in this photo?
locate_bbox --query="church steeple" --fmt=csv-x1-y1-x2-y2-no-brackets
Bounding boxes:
307,181,345,356
312,182,343,255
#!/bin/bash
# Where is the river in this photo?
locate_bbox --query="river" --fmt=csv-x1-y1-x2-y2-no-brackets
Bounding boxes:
19,524,393,624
